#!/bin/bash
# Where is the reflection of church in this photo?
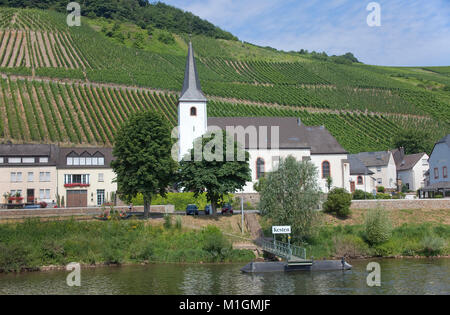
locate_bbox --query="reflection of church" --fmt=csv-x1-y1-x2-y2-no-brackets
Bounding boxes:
178,42,351,193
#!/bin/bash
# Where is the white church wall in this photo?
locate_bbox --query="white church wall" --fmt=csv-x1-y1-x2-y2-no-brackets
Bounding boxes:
178,101,207,160
310,154,350,193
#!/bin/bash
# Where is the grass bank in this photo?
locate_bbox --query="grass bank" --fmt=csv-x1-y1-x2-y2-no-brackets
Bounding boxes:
0,219,255,273
260,209,450,260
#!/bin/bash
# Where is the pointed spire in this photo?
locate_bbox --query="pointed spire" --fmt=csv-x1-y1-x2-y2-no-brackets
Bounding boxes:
179,41,207,102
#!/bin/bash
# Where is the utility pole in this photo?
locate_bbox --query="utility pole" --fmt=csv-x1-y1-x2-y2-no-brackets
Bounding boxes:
241,195,244,234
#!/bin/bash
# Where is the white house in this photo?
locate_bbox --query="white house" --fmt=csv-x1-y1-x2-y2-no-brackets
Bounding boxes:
391,148,429,191
348,154,376,193
351,151,397,190
177,42,351,193
421,134,450,197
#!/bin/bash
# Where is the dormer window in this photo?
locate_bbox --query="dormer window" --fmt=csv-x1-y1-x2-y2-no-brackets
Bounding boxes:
190,107,197,116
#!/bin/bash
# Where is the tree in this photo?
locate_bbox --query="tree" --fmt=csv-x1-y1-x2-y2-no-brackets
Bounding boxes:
326,175,333,192
393,129,434,155
323,188,352,218
178,130,251,215
112,111,177,218
260,156,321,241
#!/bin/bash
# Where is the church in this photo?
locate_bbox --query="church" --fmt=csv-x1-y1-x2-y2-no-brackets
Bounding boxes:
177,42,351,194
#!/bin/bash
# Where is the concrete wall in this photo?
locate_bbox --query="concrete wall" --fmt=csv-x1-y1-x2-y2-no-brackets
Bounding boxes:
351,199,450,210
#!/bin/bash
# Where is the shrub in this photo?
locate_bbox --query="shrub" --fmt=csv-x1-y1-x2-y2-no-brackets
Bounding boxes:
163,215,172,229
420,236,445,256
377,186,385,193
323,188,352,217
364,208,393,245
175,216,182,230
353,189,374,200
157,30,175,45
0,243,32,272
376,193,392,199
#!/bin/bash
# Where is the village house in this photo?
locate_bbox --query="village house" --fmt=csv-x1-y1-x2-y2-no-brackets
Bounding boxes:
348,154,376,193
178,42,351,193
0,143,59,205
420,134,450,198
56,147,117,208
391,147,429,192
350,151,397,190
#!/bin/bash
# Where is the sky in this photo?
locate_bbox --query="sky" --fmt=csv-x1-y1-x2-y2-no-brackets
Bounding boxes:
163,0,450,67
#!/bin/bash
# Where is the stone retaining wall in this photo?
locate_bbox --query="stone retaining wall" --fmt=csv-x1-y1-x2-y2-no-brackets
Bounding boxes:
351,199,450,210
0,205,175,220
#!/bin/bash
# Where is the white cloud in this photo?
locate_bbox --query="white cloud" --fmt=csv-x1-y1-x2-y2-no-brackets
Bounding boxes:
164,0,450,66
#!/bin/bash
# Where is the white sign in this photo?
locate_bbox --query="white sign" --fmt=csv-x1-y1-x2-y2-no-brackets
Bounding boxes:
272,226,291,234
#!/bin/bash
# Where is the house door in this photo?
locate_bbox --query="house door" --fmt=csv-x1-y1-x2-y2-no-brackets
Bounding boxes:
350,181,356,193
66,190,88,208
27,189,35,204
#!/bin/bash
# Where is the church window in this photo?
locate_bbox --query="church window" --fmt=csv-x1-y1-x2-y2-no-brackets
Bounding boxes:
190,107,197,116
322,161,330,178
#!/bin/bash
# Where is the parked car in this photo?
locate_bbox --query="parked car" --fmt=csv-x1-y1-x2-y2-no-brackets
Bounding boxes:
204,204,212,215
221,203,233,215
24,204,41,209
186,204,199,216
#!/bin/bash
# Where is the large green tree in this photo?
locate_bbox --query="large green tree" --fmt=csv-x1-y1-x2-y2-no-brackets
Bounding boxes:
393,129,434,155
111,110,177,218
260,156,321,241
178,130,251,214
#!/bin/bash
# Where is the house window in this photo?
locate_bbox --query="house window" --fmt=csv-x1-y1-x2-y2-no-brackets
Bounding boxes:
64,174,90,185
0,157,3,163
79,157,86,166
39,189,50,200
190,107,197,116
256,158,265,179
86,157,92,165
444,167,448,179
357,176,363,185
406,183,410,190
434,168,439,179
11,172,23,182
422,159,428,166
377,178,382,185
73,157,80,165
8,157,21,164
39,157,49,163
22,157,35,163
98,157,105,166
97,190,105,206
67,157,73,165
28,172,34,182
39,172,50,182
98,173,104,182
322,161,330,178
377,167,381,172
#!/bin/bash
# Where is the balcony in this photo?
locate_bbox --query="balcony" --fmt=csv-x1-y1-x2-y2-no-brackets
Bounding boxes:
64,183,90,188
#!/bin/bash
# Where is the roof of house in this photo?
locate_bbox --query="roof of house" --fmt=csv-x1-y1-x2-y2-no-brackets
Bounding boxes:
352,151,392,167
57,147,114,168
348,155,374,175
397,153,426,171
0,143,59,166
179,42,207,102
436,134,450,147
207,117,347,154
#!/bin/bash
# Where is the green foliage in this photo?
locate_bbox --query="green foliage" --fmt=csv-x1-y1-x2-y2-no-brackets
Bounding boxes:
157,30,175,45
0,219,254,271
420,236,445,256
323,188,352,217
178,130,251,214
260,156,321,241
377,186,385,193
364,208,393,245
393,129,434,155
111,110,177,218
163,214,172,229
253,176,267,193
353,189,374,200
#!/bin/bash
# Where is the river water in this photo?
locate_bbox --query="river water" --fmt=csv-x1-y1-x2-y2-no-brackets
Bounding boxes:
0,259,448,295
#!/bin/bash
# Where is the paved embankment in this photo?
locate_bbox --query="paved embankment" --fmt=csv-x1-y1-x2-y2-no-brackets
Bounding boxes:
351,198,450,210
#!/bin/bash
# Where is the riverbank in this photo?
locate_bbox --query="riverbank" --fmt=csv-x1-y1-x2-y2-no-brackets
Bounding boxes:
0,219,255,273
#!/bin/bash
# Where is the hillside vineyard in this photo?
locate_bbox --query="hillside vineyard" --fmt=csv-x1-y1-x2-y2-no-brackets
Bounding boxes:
0,8,448,153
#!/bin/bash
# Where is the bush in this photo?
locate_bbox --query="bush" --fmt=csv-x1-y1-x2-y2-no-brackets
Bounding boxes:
376,193,391,199
0,243,32,272
353,189,374,200
157,30,175,45
323,188,352,217
163,215,172,229
364,208,393,245
175,216,182,230
420,236,445,256
377,186,385,193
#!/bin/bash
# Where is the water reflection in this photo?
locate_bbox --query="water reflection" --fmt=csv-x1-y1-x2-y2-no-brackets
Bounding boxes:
0,259,448,295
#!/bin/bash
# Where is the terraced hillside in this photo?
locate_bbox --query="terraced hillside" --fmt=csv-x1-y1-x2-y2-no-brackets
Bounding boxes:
0,7,448,153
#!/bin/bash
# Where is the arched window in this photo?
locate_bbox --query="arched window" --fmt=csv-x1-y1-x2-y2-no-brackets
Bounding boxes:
322,161,330,178
190,107,197,116
256,158,265,179
357,176,363,185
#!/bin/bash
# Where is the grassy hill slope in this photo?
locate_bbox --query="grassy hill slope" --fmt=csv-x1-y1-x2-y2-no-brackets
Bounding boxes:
0,7,448,153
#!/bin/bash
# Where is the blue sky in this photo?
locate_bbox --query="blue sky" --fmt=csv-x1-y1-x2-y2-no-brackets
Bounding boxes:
163,0,450,66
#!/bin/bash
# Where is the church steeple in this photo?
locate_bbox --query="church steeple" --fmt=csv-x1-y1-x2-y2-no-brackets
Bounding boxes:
179,41,207,102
